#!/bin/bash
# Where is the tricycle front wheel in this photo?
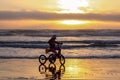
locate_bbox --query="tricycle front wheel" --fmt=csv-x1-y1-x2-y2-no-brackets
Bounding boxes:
39,55,47,64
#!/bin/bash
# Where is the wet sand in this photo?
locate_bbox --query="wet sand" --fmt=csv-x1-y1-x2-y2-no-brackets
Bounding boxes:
0,59,120,80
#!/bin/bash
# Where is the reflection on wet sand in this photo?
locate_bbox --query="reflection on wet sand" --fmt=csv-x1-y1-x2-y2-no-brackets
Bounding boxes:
38,59,120,80
39,62,65,80
0,59,119,80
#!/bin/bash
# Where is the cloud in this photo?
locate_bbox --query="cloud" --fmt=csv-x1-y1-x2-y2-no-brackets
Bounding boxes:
0,11,120,22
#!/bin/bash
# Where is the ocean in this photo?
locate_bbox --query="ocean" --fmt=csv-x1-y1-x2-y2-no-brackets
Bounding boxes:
0,29,120,59
0,29,120,80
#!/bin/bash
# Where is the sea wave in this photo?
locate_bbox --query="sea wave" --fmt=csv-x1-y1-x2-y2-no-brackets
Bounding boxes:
0,54,120,59
0,29,120,37
0,40,119,49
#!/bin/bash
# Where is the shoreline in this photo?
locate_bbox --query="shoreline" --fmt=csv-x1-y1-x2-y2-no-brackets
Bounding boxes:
0,56,120,59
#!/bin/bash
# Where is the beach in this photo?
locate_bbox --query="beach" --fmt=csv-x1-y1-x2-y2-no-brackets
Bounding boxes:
0,58,120,80
0,29,120,80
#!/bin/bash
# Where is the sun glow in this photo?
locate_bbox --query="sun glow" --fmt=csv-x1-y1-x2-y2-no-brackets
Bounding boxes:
61,20,86,25
58,0,89,13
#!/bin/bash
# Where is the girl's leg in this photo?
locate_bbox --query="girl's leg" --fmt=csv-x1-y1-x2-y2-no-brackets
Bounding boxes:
51,48,57,54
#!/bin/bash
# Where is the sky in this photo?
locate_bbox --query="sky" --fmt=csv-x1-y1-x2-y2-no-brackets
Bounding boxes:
0,0,120,29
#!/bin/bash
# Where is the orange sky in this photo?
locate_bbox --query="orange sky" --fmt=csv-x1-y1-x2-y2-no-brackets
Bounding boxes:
0,0,120,29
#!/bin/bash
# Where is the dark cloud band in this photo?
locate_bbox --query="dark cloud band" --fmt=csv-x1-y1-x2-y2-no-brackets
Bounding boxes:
0,11,120,21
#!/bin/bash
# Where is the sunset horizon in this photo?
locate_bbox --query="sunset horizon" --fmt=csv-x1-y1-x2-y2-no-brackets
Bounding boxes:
0,0,120,29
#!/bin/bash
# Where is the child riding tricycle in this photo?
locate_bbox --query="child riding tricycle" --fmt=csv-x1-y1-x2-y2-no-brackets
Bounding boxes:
39,35,65,65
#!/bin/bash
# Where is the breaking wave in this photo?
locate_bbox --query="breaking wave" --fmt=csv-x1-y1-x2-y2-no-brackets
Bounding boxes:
0,29,120,37
0,40,120,49
0,54,120,59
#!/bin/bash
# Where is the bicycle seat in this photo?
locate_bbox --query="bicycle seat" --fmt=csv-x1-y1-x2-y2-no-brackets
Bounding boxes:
45,48,55,54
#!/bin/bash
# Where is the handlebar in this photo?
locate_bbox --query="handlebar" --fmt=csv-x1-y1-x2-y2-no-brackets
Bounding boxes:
57,43,63,48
